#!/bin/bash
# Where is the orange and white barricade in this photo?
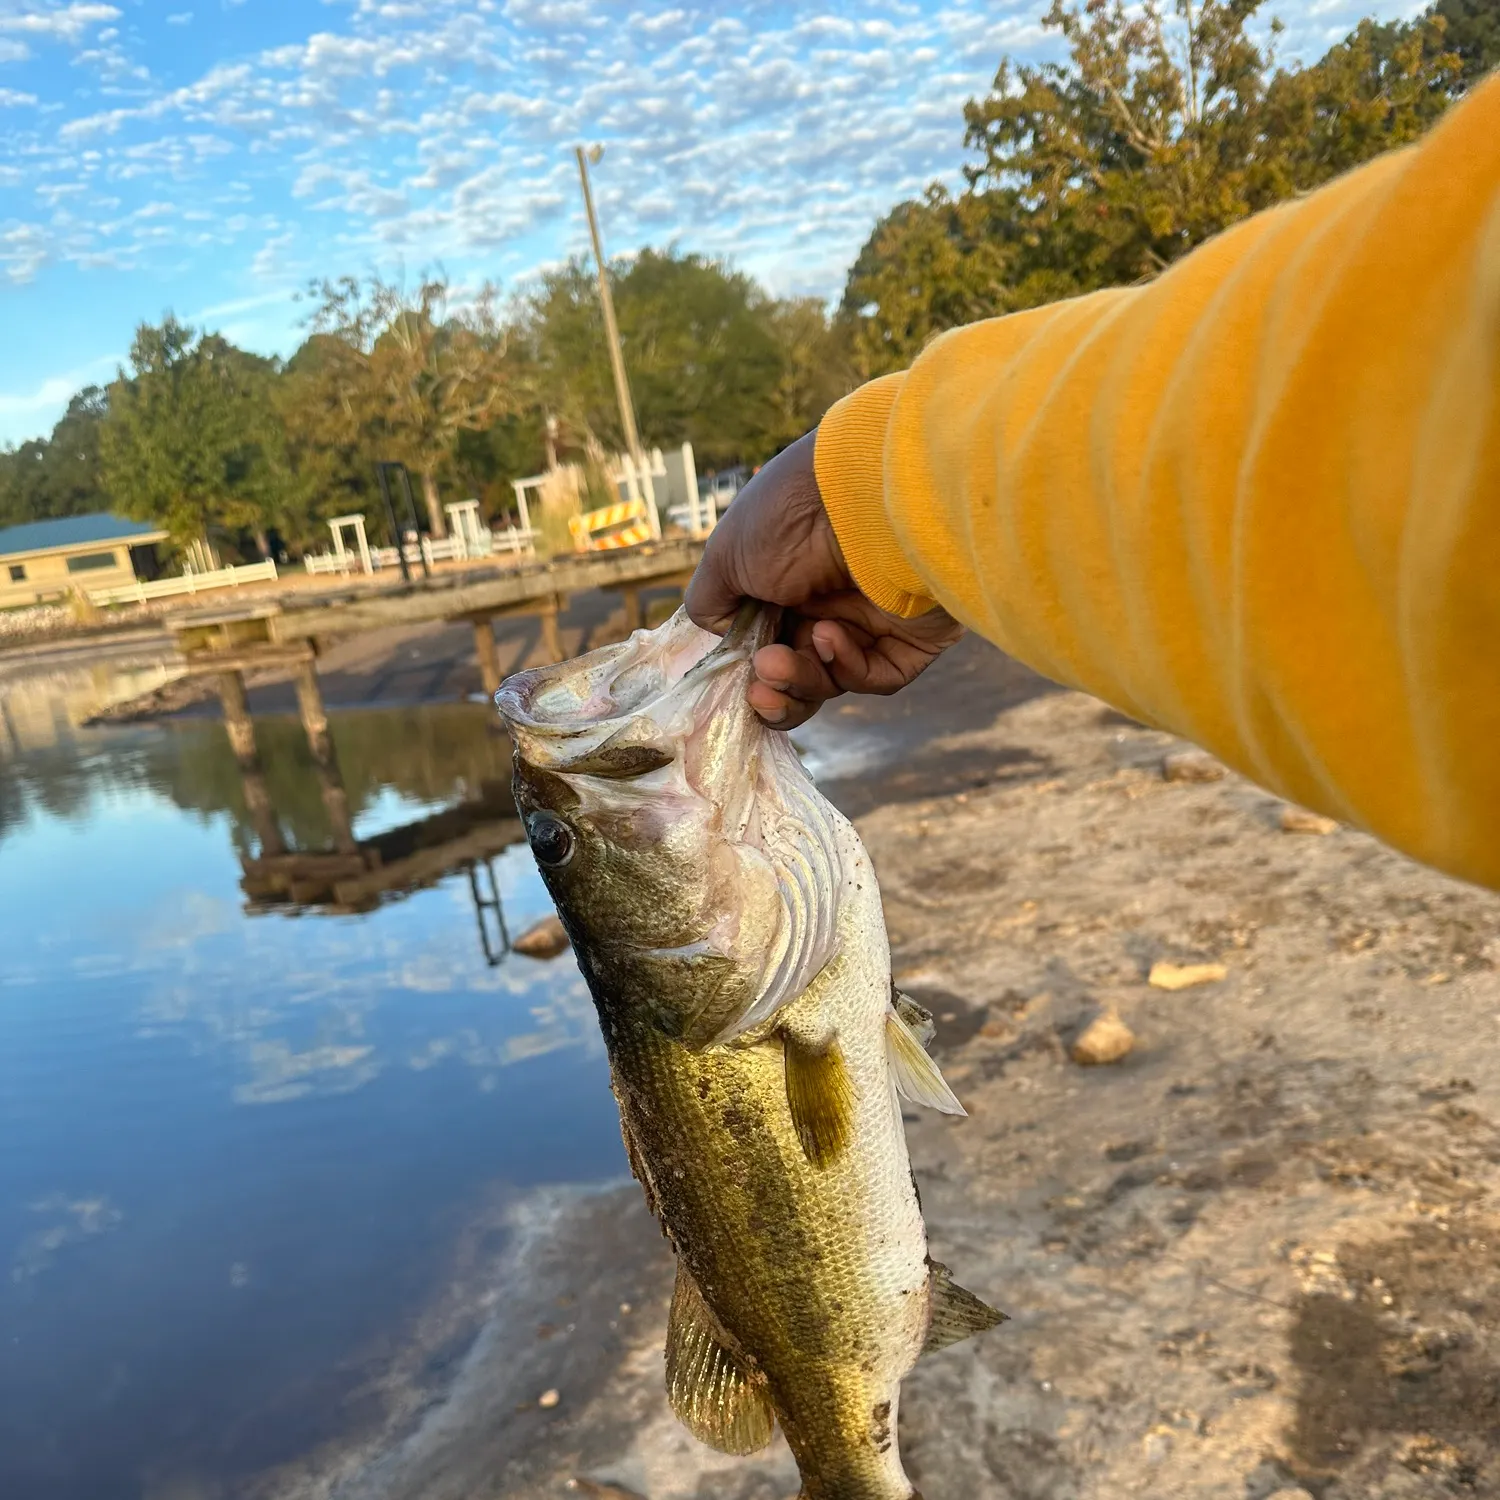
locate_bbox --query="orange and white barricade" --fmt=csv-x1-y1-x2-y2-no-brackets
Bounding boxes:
569,497,652,552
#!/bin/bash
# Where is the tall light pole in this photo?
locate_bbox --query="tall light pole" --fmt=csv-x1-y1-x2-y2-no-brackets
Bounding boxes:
575,143,658,537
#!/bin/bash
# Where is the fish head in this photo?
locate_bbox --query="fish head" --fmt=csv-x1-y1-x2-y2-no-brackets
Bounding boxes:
496,606,842,1048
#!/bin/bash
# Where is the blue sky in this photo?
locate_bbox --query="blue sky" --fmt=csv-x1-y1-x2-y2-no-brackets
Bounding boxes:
0,0,1420,447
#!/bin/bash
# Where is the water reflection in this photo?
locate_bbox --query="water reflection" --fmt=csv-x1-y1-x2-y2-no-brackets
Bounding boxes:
0,675,624,1499
1,695,517,851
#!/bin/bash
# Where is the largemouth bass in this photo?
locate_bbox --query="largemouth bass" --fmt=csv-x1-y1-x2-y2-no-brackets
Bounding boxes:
497,606,1002,1500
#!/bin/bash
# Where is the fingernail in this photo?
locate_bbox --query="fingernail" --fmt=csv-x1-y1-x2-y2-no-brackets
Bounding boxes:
813,636,835,664
761,706,787,725
759,675,790,692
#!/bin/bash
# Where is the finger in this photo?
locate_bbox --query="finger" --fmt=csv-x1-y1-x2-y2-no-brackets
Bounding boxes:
753,642,839,704
809,619,911,696
747,680,822,730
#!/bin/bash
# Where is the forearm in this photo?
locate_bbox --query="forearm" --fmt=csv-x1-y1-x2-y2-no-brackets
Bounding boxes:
816,74,1500,888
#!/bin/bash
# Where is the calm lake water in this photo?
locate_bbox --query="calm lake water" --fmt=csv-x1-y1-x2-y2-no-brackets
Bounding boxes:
0,670,626,1499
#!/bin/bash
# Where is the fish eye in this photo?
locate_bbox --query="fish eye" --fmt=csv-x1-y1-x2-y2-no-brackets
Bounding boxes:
527,812,576,868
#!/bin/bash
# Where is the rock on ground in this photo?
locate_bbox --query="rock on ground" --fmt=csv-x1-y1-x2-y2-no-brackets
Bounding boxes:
1070,1011,1136,1066
513,914,571,960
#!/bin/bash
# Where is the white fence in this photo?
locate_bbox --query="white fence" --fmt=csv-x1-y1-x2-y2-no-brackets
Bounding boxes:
90,559,279,607
667,469,743,532
488,525,538,557
667,490,733,532
304,526,537,576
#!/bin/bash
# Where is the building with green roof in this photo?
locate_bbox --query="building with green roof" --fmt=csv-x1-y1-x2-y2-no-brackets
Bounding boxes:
0,514,169,609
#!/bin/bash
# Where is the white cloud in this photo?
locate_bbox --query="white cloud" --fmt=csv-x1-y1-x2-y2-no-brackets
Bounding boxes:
0,3,119,42
0,223,49,283
504,0,603,27
12,1195,123,1284
193,288,294,320
0,358,114,416
0,0,1433,442
248,229,294,277
631,6,684,33
167,10,193,23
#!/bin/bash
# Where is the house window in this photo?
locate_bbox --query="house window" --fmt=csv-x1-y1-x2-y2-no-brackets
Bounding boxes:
7,564,23,582
65,551,118,574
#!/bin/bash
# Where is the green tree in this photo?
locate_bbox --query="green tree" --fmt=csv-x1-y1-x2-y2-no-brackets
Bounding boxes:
524,248,852,466
450,408,551,525
0,387,110,528
846,0,1463,369
761,296,860,450
1433,0,1500,86
99,318,287,558
276,332,386,548
1262,13,1463,185
303,275,514,536
525,249,780,468
842,189,1029,376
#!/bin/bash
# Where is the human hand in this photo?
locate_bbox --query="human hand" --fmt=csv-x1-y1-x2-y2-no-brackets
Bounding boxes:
684,429,963,730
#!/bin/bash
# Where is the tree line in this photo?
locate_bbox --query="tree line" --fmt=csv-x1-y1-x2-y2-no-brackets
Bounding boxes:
0,258,854,556
2,0,1493,561
843,0,1495,370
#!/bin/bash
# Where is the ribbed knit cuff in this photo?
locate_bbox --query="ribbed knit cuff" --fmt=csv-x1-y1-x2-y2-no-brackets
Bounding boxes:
814,373,935,619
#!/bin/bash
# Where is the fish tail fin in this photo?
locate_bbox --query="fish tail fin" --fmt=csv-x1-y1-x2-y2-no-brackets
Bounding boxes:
923,1260,1007,1354
885,1007,965,1116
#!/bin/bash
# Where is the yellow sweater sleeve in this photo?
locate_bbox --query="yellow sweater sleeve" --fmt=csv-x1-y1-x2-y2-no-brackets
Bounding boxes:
815,74,1500,891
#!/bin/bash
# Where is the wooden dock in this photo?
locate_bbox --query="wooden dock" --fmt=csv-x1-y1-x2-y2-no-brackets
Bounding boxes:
167,538,705,945
170,536,703,696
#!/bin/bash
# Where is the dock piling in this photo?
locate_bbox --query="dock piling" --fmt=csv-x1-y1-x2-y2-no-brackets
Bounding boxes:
291,656,357,854
538,599,563,664
472,615,501,700
620,585,641,634
216,670,286,857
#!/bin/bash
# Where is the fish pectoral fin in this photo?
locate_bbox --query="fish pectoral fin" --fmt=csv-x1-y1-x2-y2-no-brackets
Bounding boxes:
923,1260,1007,1355
891,984,936,1049
665,1261,776,1455
886,1009,966,1116
783,1032,856,1168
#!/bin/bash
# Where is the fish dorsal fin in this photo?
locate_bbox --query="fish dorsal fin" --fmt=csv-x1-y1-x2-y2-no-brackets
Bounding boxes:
665,1261,775,1455
885,1009,966,1116
783,1033,855,1168
923,1261,1007,1355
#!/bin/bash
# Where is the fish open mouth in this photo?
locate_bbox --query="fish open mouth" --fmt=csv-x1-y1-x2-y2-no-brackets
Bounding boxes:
496,604,777,778
496,603,845,1045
